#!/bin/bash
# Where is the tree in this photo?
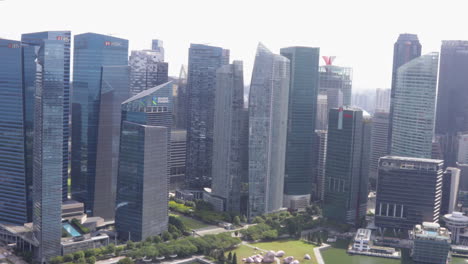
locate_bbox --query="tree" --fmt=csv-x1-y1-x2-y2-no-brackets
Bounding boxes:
232,253,238,264
241,215,247,223
87,256,96,264
262,230,278,240
153,235,163,244
50,256,63,264
227,252,233,262
126,240,135,250
234,231,239,237
84,249,96,258
117,257,134,264
162,231,173,241
317,236,322,246
233,216,240,226
74,251,85,261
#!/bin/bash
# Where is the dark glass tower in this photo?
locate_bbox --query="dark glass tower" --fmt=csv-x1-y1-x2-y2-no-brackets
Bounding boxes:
323,107,370,225
22,31,71,202
435,41,468,167
280,46,320,208
32,39,65,263
71,33,129,216
0,39,28,225
186,44,229,188
388,34,422,153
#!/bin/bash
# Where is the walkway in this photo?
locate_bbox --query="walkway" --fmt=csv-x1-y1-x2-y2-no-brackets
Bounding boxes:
313,243,330,264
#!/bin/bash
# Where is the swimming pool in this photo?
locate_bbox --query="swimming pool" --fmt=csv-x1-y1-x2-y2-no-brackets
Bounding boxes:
63,222,82,237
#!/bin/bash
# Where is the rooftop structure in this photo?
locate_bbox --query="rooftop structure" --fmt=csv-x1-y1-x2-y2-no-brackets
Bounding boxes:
411,222,451,264
444,212,468,244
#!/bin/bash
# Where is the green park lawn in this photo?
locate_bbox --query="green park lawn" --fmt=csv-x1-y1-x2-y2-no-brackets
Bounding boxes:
169,213,211,230
230,239,317,264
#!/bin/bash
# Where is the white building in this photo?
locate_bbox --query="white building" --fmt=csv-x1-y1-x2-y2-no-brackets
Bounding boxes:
353,228,372,251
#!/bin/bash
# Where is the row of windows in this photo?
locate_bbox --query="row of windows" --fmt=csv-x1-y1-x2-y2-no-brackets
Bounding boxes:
376,203,407,218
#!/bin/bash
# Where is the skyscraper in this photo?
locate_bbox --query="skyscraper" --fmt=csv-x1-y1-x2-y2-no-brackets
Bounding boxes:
71,33,129,216
151,39,165,61
280,47,320,209
174,65,188,129
129,48,168,96
0,39,28,225
388,34,422,153
185,44,229,188
314,130,328,201
315,92,328,130
390,52,439,159
32,39,65,262
368,112,390,182
22,31,71,202
170,130,187,191
115,122,168,241
211,61,245,213
435,41,468,167
319,56,352,106
323,107,370,225
248,43,290,219
375,88,391,113
441,167,460,215
375,156,443,231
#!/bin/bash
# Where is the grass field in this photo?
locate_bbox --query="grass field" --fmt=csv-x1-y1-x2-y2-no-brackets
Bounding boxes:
169,213,212,230
229,239,317,264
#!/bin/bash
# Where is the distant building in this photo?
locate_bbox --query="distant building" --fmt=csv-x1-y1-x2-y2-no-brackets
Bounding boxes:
129,48,168,96
444,212,468,244
281,47,320,209
368,112,390,182
352,229,372,251
319,56,352,106
410,222,451,264
186,44,230,189
375,156,443,231
170,130,187,191
375,88,390,113
314,130,328,201
316,93,328,130
323,107,371,225
248,43,290,219
174,65,188,129
211,61,245,213
151,39,165,61
441,167,460,215
390,52,439,159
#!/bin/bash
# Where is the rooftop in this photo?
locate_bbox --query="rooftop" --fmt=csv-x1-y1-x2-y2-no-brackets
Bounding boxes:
380,156,443,164
412,222,450,241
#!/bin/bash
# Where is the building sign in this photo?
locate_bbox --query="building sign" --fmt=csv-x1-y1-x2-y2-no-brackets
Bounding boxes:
158,97,169,103
56,36,70,42
104,41,122,47
7,43,20,48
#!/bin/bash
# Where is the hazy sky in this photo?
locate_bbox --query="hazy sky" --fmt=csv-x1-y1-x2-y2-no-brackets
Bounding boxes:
1,0,468,91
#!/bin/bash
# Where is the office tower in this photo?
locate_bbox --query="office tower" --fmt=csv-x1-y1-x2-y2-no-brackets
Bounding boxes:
390,52,439,159
323,107,370,225
174,65,188,129
185,44,229,188
211,61,245,213
458,133,468,164
22,31,71,202
151,39,165,61
435,41,468,167
115,122,168,241
314,130,328,201
319,56,352,106
410,222,451,264
368,112,390,182
388,34,422,153
352,91,375,114
248,43,290,219
170,130,187,191
441,167,460,215
93,66,130,220
32,39,65,262
280,47,320,209
71,33,129,217
116,81,173,241
0,39,28,225
375,88,390,113
316,92,328,130
129,49,168,96
375,156,443,231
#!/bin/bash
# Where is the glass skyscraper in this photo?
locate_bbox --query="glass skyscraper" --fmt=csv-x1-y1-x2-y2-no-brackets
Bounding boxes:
22,31,71,202
186,44,229,188
390,52,439,159
248,43,290,219
280,46,320,208
129,48,168,96
71,33,129,216
319,58,352,107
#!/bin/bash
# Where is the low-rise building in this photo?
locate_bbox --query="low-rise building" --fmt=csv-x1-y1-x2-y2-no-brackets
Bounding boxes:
353,228,372,251
410,222,451,264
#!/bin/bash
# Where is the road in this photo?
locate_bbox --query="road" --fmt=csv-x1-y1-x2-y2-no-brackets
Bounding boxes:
193,224,255,237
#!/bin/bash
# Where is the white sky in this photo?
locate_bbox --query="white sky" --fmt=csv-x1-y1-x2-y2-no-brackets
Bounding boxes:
1,0,468,91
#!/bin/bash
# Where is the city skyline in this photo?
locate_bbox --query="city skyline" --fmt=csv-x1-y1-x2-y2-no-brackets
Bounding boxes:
1,0,467,91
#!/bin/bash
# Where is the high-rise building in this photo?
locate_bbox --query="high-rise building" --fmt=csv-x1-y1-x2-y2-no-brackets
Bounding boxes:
319,56,352,106
368,112,390,182
170,130,187,191
441,167,460,215
211,61,245,213
323,107,370,225
71,33,129,216
435,41,468,167
22,31,71,202
185,44,229,188
457,133,468,164
390,52,439,159
316,92,328,130
174,65,188,129
410,222,451,264
115,122,168,241
151,39,165,61
314,130,328,201
375,88,390,113
129,49,168,96
280,47,320,209
93,66,130,220
248,43,290,219
32,39,65,262
388,34,422,153
0,39,28,225
375,156,443,231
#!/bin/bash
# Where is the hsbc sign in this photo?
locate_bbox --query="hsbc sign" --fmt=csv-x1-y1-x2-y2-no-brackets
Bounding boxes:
56,36,70,42
104,41,122,47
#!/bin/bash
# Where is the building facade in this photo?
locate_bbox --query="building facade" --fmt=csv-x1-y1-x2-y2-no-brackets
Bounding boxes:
441,167,460,215
314,130,328,201
390,52,439,159
368,112,390,182
323,107,370,225
375,156,444,231
170,130,187,191
71,33,129,216
280,47,320,208
174,65,188,129
185,44,229,189
319,57,352,106
375,88,390,113
248,43,290,219
129,49,168,96
410,222,451,264
211,61,245,212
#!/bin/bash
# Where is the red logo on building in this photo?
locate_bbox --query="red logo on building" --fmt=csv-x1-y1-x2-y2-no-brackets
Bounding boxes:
105,41,111,46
